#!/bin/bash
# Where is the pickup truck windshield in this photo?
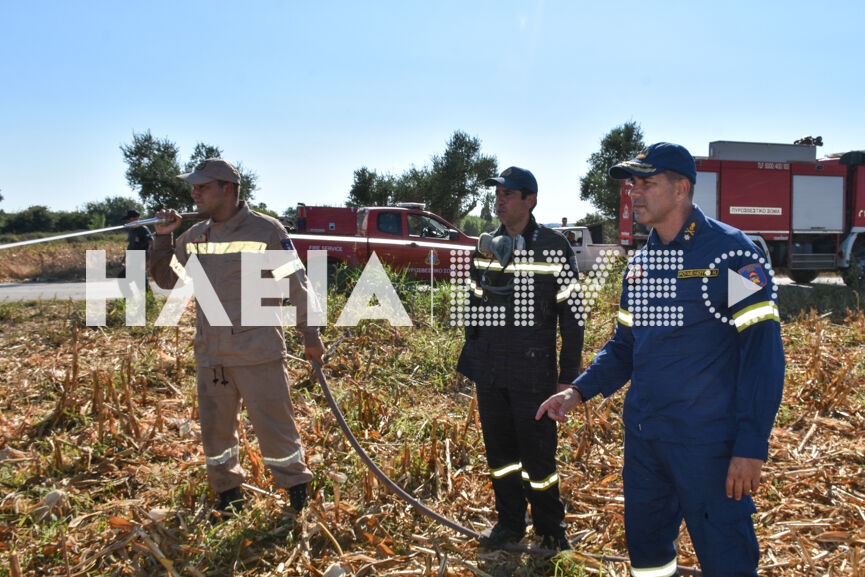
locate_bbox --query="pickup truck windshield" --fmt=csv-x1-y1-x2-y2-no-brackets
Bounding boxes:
407,213,449,239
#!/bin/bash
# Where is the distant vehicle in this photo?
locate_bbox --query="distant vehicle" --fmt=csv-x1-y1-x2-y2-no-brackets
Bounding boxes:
287,203,477,280
553,225,625,272
617,139,865,286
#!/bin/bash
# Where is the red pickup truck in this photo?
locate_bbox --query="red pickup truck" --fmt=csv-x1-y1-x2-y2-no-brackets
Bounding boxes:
286,203,478,280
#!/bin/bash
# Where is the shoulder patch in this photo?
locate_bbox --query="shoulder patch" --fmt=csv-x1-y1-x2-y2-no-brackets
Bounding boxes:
737,263,768,287
281,238,295,251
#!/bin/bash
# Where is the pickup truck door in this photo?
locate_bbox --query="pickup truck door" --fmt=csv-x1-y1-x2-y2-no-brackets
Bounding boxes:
366,210,405,271
403,212,468,279
569,229,586,270
364,210,475,279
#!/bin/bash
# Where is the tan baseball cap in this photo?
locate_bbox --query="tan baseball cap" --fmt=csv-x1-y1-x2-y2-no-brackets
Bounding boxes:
177,158,240,184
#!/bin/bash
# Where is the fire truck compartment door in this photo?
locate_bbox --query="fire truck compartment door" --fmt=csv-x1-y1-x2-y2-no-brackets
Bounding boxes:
694,171,718,219
792,175,844,233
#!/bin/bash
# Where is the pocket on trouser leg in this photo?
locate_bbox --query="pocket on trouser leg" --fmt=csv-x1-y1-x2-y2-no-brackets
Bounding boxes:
695,497,759,576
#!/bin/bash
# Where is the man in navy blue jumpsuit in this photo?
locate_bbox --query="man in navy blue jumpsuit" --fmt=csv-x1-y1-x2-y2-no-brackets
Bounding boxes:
458,167,584,551
536,143,784,576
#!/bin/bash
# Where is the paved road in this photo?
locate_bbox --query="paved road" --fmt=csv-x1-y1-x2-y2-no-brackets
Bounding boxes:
0,281,169,301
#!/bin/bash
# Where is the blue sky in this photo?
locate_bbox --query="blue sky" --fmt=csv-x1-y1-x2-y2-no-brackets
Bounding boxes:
2,0,863,226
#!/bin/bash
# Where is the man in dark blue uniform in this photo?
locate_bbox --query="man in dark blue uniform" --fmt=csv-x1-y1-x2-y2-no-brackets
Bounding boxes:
124,209,152,252
121,209,151,282
458,166,584,551
536,143,784,576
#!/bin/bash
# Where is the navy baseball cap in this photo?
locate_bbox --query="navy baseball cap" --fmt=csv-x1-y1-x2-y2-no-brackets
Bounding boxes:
609,142,697,183
484,166,538,194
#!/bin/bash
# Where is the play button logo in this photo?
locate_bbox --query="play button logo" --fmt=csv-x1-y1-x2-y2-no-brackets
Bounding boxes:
728,268,763,307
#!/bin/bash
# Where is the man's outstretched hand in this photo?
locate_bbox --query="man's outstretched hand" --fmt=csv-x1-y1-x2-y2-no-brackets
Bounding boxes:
535,387,583,422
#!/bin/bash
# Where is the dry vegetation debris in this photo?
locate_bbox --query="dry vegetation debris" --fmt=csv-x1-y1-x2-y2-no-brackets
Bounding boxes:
0,274,862,576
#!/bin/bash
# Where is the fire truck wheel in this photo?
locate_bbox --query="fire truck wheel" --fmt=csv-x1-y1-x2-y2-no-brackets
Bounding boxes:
789,269,818,284
842,251,865,288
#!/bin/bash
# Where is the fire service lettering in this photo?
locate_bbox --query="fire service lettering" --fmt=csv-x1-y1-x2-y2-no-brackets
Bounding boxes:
729,206,783,216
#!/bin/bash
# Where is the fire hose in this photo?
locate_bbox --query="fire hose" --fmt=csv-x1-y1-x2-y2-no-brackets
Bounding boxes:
310,362,702,575
0,212,202,251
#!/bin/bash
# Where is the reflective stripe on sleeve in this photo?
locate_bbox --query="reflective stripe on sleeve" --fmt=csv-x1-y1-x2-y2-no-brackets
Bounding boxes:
490,462,522,479
262,449,303,468
169,254,189,282
520,471,559,491
186,241,268,255
468,279,484,297
473,258,564,274
206,444,239,467
732,301,779,332
618,308,634,327
556,281,580,302
630,557,678,577
272,257,306,279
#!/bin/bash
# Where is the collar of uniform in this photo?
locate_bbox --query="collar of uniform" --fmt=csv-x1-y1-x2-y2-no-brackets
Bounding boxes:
519,214,539,239
648,205,704,249
673,205,705,247
493,214,538,240
209,201,249,232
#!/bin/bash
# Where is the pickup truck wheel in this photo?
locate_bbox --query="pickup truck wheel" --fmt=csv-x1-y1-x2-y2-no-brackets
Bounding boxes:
327,259,342,286
789,269,818,284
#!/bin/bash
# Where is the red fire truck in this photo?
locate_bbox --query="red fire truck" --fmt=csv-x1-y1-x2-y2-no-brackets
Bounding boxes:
286,203,478,280
618,139,865,285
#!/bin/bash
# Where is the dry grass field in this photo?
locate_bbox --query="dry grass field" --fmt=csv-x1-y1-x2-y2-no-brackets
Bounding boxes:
0,243,862,576
0,236,126,282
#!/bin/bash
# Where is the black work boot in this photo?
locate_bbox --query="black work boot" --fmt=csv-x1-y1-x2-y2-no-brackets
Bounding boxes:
211,487,245,522
540,532,572,552
478,523,526,549
289,483,307,512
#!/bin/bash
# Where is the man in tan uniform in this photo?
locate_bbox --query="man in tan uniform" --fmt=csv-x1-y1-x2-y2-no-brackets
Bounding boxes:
150,158,324,517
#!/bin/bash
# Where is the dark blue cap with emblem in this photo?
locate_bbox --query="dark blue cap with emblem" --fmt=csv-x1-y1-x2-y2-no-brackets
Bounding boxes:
609,142,697,183
484,166,538,195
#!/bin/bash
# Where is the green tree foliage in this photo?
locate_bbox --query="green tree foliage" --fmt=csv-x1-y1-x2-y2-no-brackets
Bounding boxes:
54,211,91,231
120,131,189,213
579,121,645,219
183,143,222,173
121,131,258,213
459,214,499,237
427,131,497,223
0,196,143,234
88,213,107,230
347,167,396,208
249,201,278,219
347,131,497,224
84,196,144,225
2,206,57,234
479,191,494,222
392,166,431,206
183,143,259,203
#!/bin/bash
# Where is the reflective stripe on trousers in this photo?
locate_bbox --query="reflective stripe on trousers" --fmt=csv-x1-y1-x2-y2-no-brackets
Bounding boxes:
630,558,677,577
